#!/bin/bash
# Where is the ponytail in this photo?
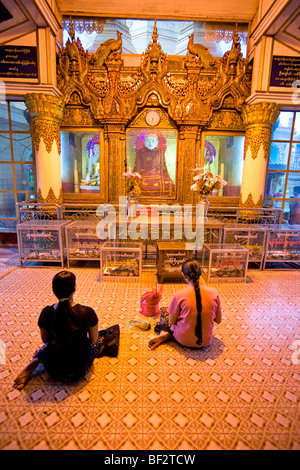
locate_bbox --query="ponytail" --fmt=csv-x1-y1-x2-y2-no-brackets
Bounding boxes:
51,271,76,348
182,259,203,346
51,299,74,348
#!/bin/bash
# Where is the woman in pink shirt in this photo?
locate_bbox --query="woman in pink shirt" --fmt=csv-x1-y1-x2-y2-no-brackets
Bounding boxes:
149,259,222,350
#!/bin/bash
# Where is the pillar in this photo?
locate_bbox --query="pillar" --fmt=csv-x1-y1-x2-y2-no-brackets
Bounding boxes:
104,123,126,203
240,102,280,208
177,125,200,204
25,93,66,205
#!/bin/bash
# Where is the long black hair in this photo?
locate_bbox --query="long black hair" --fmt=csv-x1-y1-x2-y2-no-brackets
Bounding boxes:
182,259,203,345
51,271,76,348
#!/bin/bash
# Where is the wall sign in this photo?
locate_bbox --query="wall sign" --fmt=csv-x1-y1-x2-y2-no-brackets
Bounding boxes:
270,56,300,88
0,46,38,79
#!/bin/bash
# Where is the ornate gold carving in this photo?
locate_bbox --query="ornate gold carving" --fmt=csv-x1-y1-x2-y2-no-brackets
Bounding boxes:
25,93,65,121
56,23,253,204
57,21,92,106
223,30,243,78
206,110,244,131
89,31,122,67
38,187,63,205
130,107,173,129
32,119,61,154
187,33,214,69
57,22,251,128
241,102,281,160
141,20,168,81
61,106,101,127
242,102,281,128
163,74,188,99
244,126,272,160
25,93,65,154
210,32,251,112
239,193,263,208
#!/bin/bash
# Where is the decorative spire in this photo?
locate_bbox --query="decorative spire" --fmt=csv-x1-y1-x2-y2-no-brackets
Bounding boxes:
152,19,158,43
68,17,75,42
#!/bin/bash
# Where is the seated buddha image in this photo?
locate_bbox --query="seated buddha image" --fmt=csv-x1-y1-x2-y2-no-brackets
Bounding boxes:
133,131,175,198
84,137,100,186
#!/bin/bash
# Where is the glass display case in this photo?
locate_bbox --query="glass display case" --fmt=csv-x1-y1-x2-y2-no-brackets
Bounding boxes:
263,225,300,269
17,220,70,267
156,242,193,283
66,220,106,267
223,223,269,268
202,244,249,283
100,241,142,282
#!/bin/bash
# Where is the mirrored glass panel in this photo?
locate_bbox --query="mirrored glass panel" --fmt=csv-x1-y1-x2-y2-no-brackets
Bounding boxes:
0,163,14,190
16,192,37,203
10,102,31,131
271,111,293,141
293,112,300,141
289,143,300,171
286,173,300,200
0,192,16,218
14,163,35,191
12,134,33,161
283,199,300,225
204,135,244,197
0,133,11,161
265,172,286,198
126,128,177,198
0,102,9,131
268,142,289,170
61,130,102,194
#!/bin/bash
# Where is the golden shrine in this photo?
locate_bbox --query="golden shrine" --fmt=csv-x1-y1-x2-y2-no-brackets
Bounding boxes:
24,20,280,210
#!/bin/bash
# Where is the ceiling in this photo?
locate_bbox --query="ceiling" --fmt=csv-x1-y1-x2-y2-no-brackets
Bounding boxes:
55,0,260,22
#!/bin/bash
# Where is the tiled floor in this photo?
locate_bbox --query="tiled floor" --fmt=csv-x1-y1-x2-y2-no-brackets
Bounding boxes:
0,249,299,450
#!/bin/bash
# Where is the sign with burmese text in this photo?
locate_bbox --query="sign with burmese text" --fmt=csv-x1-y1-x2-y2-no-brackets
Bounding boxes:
270,56,300,88
0,46,38,79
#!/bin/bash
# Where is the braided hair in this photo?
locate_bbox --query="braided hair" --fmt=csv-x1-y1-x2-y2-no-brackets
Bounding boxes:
182,259,203,345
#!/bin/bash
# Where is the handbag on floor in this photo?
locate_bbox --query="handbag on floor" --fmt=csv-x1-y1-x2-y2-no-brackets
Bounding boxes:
95,324,120,358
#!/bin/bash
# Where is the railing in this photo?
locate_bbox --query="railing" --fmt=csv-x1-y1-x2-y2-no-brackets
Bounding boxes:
60,203,104,221
15,202,284,226
16,202,60,224
207,206,283,225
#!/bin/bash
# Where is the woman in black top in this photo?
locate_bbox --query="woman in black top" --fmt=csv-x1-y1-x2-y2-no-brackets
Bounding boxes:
13,271,98,389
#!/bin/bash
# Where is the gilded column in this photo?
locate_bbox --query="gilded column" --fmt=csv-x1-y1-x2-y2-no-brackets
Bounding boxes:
240,102,280,208
25,93,66,205
104,123,126,204
177,125,200,204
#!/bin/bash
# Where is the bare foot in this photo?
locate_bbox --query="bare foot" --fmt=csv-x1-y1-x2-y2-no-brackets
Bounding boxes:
148,332,171,350
13,358,40,390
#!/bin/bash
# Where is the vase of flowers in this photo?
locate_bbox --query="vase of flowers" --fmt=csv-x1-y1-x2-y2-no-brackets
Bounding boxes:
123,170,142,220
190,167,227,221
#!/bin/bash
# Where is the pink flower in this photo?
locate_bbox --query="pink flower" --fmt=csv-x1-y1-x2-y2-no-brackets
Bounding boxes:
215,175,227,185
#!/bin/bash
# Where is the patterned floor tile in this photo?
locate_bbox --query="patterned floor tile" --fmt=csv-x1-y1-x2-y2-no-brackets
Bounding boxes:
0,248,299,449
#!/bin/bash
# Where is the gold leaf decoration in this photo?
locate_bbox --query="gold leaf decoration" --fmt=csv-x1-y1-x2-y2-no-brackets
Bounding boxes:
244,126,272,160
32,120,61,154
38,187,63,205
239,192,263,208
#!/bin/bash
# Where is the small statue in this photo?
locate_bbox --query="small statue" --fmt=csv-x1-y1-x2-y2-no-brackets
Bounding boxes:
90,31,122,67
187,33,213,68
